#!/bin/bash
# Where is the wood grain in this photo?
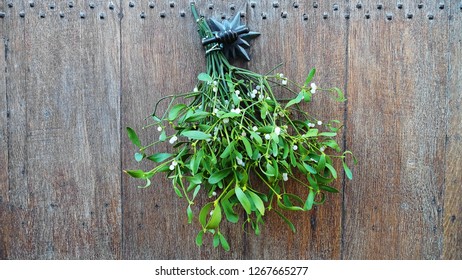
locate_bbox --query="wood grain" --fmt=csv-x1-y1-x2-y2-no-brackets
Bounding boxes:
121,0,211,259
2,0,121,259
0,0,8,260
1,0,28,260
1,0,461,260
244,0,346,259
343,0,448,259
443,3,462,260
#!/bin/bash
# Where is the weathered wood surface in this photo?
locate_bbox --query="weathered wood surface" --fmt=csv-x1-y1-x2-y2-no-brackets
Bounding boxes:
243,0,346,259
1,0,121,259
344,0,449,259
443,1,462,260
1,0,461,259
0,1,7,259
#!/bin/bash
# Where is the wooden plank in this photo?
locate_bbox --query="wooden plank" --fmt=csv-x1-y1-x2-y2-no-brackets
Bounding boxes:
443,3,462,260
118,0,215,259
243,0,347,259
0,0,9,260
120,0,236,259
2,1,121,259
121,0,347,259
343,0,448,259
1,0,28,260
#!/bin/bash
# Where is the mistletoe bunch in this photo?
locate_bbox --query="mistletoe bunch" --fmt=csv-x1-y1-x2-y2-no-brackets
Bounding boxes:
125,4,354,251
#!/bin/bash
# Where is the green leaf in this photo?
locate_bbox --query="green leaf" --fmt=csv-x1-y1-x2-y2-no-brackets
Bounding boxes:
191,149,203,174
221,197,239,223
219,233,230,251
124,169,145,178
302,162,317,174
220,140,235,159
289,147,297,167
261,103,268,119
319,185,339,193
213,234,220,248
199,202,213,228
284,91,304,109
195,231,204,246
257,126,274,134
323,139,341,152
208,168,231,184
198,72,213,83
249,131,262,145
325,163,338,179
274,209,296,233
184,111,210,122
333,87,346,102
307,174,319,191
264,162,276,177
304,189,315,210
134,153,144,162
277,198,304,211
304,68,316,87
219,112,241,119
206,205,222,229
303,90,312,102
126,127,141,147
282,139,289,159
248,191,265,216
317,153,326,171
318,132,337,137
186,173,203,185
168,104,187,121
159,130,167,142
187,205,193,224
180,130,211,140
192,185,201,200
343,161,353,180
305,129,318,138
241,137,253,158
174,186,183,198
235,186,251,214
147,153,173,163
